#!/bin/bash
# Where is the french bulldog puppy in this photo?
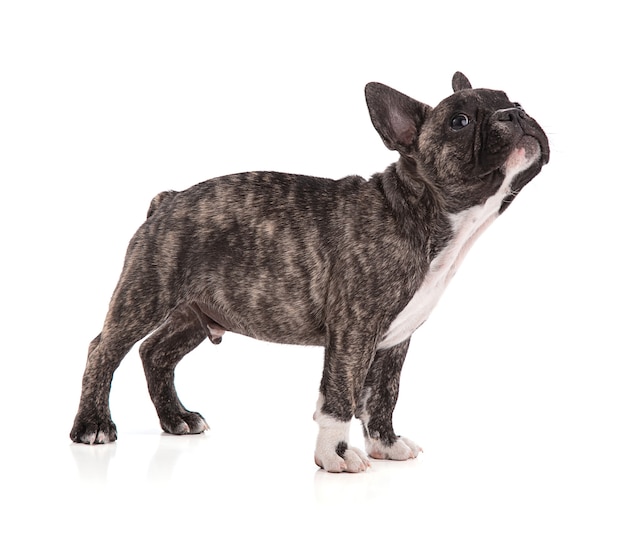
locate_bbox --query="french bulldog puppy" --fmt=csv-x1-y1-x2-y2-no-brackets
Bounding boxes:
70,72,549,473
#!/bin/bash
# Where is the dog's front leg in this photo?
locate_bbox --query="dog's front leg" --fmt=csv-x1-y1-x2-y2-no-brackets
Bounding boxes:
313,331,375,473
357,339,422,460
314,395,371,473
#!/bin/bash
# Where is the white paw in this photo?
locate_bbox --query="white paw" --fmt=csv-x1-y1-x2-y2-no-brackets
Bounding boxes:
315,445,370,473
313,395,370,473
366,436,423,461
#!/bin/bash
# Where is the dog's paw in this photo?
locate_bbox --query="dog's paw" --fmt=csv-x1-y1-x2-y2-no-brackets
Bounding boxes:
365,436,422,461
315,442,371,473
313,396,370,473
70,418,117,445
160,411,209,435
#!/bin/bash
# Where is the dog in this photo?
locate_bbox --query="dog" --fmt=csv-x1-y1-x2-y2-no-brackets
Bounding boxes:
70,72,549,473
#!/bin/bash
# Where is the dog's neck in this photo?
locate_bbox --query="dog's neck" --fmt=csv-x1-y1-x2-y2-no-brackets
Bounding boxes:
377,144,540,350
374,157,452,261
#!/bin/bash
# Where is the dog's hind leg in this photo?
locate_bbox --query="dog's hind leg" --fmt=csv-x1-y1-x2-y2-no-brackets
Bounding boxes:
70,233,175,444
356,339,422,461
139,304,209,435
70,306,170,444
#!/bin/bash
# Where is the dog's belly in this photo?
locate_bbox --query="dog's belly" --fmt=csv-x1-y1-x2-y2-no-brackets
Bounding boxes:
377,150,532,350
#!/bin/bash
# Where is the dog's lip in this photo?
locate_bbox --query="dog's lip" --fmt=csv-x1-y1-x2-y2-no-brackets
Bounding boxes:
519,133,550,166
536,134,550,165
501,135,547,176
541,143,550,165
519,135,540,154
524,129,550,165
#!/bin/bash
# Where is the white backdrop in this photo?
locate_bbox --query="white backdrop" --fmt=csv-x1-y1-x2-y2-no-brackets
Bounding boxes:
1,1,624,531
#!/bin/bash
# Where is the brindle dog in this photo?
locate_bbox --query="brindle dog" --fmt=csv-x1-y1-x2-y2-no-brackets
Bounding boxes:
71,72,549,473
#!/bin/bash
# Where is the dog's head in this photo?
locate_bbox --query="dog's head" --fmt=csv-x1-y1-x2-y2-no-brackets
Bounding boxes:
365,72,549,213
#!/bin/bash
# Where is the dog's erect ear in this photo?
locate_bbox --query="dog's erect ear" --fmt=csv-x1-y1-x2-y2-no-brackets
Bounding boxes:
365,82,431,154
452,71,472,92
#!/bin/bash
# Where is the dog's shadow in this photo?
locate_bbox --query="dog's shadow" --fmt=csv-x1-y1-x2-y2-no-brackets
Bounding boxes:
70,440,117,484
313,455,422,505
70,432,209,485
145,432,209,484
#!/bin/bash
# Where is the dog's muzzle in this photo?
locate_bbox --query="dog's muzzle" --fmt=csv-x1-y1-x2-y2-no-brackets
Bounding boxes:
496,107,550,165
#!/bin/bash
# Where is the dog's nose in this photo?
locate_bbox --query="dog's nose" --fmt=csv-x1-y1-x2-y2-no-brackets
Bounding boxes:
496,107,527,124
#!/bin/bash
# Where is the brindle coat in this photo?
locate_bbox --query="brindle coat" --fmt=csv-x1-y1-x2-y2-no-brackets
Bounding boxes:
70,73,549,472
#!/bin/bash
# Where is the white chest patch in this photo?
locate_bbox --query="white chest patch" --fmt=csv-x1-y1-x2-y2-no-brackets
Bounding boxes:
377,146,537,350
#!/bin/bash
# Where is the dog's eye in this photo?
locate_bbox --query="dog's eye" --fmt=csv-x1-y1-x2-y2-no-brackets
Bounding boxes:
450,113,470,130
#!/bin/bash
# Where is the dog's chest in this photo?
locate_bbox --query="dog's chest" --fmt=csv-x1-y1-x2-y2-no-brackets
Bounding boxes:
378,177,515,350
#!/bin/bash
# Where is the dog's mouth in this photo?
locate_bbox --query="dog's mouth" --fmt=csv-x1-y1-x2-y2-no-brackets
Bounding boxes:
521,124,550,166
497,132,549,214
503,134,548,176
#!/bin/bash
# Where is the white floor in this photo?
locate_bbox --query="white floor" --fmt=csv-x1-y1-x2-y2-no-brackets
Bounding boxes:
4,322,625,532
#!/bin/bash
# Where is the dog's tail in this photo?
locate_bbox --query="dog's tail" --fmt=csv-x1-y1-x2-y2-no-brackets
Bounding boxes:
146,190,177,218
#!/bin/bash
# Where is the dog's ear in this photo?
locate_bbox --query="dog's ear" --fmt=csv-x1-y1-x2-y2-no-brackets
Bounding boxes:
452,71,472,92
365,82,431,154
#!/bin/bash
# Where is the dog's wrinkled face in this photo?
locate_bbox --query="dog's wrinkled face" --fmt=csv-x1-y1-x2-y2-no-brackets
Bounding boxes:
366,73,550,213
